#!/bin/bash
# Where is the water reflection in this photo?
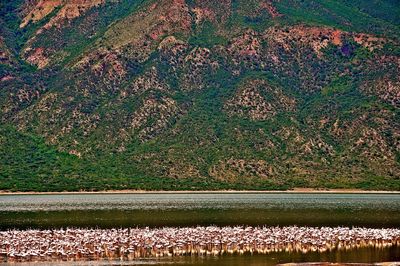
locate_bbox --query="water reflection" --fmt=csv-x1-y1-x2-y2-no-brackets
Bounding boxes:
1,193,399,265
1,193,400,212
1,246,399,266
0,193,399,230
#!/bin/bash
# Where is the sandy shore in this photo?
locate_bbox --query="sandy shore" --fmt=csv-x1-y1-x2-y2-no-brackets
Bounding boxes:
0,188,399,195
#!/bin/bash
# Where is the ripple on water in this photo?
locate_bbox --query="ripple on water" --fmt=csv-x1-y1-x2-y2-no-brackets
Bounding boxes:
0,193,400,212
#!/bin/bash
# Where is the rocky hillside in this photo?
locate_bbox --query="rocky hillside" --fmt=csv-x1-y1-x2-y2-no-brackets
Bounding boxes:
0,0,399,191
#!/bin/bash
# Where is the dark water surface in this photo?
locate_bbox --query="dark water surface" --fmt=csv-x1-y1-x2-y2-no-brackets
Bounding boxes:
0,193,399,265
0,193,399,229
0,246,399,266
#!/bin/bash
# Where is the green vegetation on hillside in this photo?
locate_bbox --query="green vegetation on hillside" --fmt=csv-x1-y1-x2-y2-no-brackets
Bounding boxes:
0,0,399,191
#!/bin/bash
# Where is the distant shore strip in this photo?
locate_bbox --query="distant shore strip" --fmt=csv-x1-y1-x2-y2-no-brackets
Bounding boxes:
1,226,400,263
1,189,400,195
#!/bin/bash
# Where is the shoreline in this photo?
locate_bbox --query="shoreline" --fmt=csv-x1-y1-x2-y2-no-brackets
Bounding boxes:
0,188,399,195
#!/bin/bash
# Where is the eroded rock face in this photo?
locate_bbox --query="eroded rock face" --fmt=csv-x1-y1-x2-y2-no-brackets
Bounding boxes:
228,30,263,68
225,79,295,121
192,7,217,24
353,33,387,51
210,158,273,181
358,54,400,108
362,77,400,108
25,47,50,69
123,68,169,97
58,0,193,75
1,0,399,188
130,97,180,142
234,0,281,21
103,0,191,49
20,0,62,28
19,0,106,68
73,48,128,95
263,26,344,58
366,80,400,108
158,36,189,71
20,0,105,29
259,1,282,18
181,47,219,91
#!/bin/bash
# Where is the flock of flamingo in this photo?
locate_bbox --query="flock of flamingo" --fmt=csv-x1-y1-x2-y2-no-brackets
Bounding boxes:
1,226,399,263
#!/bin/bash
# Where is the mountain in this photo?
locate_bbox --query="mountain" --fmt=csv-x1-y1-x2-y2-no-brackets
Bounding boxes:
0,0,399,191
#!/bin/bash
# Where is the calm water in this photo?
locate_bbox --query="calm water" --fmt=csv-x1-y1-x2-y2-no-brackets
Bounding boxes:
1,193,400,265
1,246,399,265
0,193,399,229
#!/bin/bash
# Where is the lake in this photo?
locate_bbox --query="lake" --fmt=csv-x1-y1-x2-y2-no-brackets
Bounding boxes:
0,193,399,265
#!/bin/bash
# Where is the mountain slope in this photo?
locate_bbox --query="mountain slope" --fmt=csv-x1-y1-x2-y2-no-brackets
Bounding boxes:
0,0,399,191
